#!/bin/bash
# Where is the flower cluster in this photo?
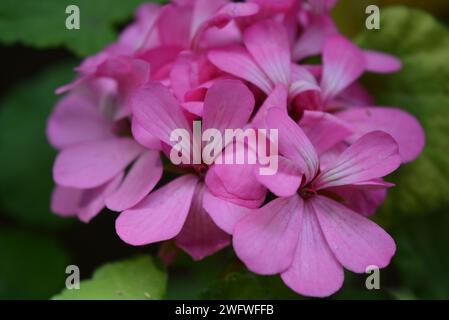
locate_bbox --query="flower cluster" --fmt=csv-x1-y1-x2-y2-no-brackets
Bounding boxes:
47,0,425,297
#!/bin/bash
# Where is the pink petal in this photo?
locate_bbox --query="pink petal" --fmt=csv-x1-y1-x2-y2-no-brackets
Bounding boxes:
321,35,365,100
293,14,337,61
243,20,291,85
131,118,162,150
118,3,161,51
202,190,252,234
168,52,217,101
136,46,182,80
330,185,388,217
53,138,143,189
299,110,353,155
318,142,347,172
105,151,163,212
289,65,321,99
312,195,396,273
248,0,295,15
214,2,259,24
208,46,273,94
131,82,192,151
205,161,267,208
256,156,302,197
51,185,83,217
335,82,374,107
182,101,204,117
233,196,303,275
265,108,319,183
199,21,242,48
157,4,193,48
175,183,230,260
205,142,267,208
363,50,402,74
203,79,255,132
337,107,425,163
315,131,401,189
252,84,288,128
308,0,337,12
77,173,123,223
47,91,114,149
115,175,199,246
169,51,198,101
96,56,150,108
192,2,259,48
281,201,344,297
190,0,227,41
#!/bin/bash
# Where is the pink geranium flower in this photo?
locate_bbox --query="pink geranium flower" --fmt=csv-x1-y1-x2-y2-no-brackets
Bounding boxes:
206,108,401,297
116,79,266,260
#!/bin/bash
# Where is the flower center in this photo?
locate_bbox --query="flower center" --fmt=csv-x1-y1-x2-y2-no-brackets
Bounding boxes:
299,187,316,200
193,163,209,179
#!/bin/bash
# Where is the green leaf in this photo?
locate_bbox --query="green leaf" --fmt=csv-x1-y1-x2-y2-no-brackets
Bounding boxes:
0,62,76,228
200,271,300,300
356,6,449,225
0,229,69,299
53,255,167,300
392,207,449,299
167,250,229,300
331,272,393,300
0,0,160,56
200,272,271,300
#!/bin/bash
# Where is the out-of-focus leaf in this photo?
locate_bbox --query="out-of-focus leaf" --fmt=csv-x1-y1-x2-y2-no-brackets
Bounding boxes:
392,208,449,299
0,0,162,56
200,271,300,300
0,62,75,228
333,0,449,37
356,7,449,225
200,272,270,300
0,229,69,299
53,255,166,300
331,272,393,300
166,248,299,300
166,249,230,300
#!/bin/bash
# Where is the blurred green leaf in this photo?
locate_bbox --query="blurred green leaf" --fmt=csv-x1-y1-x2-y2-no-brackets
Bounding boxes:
0,62,76,228
200,271,300,300
0,229,69,299
167,250,228,300
392,208,449,299
53,255,166,300
0,0,160,56
331,272,393,300
166,249,299,300
333,0,449,37
356,7,449,225
200,272,271,300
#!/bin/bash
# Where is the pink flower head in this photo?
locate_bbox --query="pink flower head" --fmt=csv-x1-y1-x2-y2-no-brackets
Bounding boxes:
208,108,400,297
46,0,427,298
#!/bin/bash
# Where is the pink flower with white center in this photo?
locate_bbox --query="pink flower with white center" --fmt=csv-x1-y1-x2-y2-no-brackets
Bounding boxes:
48,79,162,222
115,79,266,260
205,108,401,297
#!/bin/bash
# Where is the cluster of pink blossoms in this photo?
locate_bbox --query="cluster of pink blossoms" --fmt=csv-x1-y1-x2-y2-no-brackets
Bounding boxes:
47,0,425,297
